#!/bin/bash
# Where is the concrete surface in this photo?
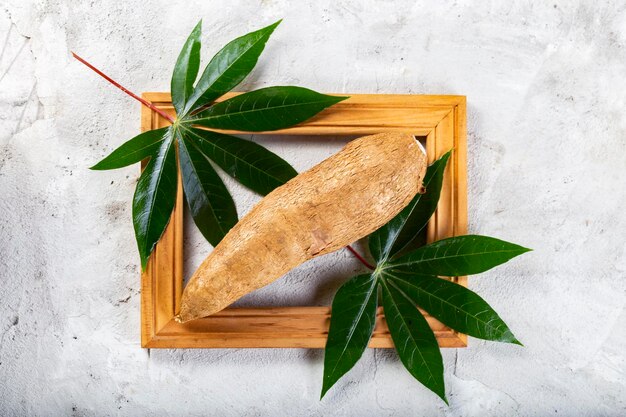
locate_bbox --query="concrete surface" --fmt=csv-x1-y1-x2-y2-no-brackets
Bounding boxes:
1,0,625,415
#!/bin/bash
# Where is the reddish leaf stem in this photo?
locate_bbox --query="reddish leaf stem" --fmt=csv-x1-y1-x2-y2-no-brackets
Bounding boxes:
71,52,175,124
73,51,374,270
346,245,375,270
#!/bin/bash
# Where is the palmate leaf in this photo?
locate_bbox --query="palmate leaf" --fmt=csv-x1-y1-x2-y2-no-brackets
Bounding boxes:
322,274,378,399
390,235,531,277
182,127,297,195
369,150,451,263
183,20,281,115
321,147,529,401
171,20,202,115
381,279,447,403
178,134,238,246
384,272,520,344
191,86,347,132
90,127,169,170
132,128,178,269
89,20,349,269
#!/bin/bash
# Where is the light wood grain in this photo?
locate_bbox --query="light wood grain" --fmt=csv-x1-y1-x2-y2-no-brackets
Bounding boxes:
140,93,468,349
140,100,184,344
145,307,466,349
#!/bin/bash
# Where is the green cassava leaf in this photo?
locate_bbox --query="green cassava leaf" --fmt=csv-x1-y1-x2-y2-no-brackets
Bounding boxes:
182,127,297,195
389,235,531,277
90,127,169,170
322,273,378,399
171,20,202,115
86,21,351,275
132,128,178,269
190,86,348,132
369,150,451,263
183,20,281,115
178,134,238,246
385,272,520,344
381,279,447,403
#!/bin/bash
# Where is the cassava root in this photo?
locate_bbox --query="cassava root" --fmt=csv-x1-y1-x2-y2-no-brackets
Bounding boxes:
177,132,427,322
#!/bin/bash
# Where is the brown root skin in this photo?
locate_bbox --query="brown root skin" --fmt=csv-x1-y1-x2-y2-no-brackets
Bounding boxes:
178,133,428,322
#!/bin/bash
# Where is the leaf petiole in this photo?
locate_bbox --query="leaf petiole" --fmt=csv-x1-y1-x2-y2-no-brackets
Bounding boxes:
346,245,375,270
71,52,176,124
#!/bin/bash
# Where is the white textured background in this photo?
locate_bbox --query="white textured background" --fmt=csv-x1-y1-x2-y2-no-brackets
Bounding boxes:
1,1,625,416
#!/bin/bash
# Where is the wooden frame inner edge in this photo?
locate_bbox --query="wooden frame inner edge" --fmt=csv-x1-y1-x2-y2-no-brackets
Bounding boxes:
140,92,468,348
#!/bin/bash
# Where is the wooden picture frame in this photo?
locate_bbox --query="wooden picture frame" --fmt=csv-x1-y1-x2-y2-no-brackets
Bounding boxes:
140,92,467,348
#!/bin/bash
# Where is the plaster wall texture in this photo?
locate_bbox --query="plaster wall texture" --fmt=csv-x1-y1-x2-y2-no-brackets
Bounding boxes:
0,0,625,416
